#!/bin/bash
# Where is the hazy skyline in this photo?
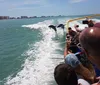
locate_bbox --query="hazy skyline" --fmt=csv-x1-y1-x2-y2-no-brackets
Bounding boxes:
0,0,100,17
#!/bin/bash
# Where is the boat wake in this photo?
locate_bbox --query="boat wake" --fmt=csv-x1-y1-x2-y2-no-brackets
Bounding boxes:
5,18,100,85
5,19,65,85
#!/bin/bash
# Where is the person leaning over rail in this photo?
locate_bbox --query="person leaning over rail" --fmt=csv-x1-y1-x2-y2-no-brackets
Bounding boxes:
68,27,77,38
79,23,100,85
88,20,94,27
64,37,97,83
54,63,90,85
79,22,100,69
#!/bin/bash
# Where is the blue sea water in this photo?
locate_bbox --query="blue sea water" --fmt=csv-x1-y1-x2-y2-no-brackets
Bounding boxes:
0,16,100,85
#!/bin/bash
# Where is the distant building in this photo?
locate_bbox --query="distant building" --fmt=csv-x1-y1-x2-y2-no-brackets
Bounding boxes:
29,16,37,18
41,16,46,18
17,17,21,19
9,17,16,19
21,16,28,19
47,16,51,18
0,16,9,20
50,16,54,17
33,16,37,18
58,15,62,17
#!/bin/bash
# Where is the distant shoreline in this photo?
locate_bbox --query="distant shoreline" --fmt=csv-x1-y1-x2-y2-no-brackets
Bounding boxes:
0,14,98,20
0,15,65,20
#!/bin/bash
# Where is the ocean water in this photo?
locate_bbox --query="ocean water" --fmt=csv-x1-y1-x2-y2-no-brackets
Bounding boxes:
0,16,100,85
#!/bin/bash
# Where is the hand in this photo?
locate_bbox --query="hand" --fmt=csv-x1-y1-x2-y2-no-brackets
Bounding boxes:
93,76,100,84
67,40,71,48
94,77,99,83
96,77,100,80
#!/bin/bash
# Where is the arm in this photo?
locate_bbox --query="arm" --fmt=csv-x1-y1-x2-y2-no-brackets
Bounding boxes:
65,53,95,83
64,40,71,59
86,63,96,79
75,64,95,83
64,45,67,59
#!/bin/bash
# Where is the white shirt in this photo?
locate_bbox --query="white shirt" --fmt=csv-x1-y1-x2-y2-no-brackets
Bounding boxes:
78,79,90,85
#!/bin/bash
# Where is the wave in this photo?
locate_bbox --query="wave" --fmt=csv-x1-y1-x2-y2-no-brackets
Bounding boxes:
66,18,100,31
5,19,64,85
5,17,100,85
22,20,54,29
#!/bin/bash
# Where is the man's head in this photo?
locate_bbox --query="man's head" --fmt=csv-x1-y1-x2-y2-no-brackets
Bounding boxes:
94,22,100,28
88,20,94,27
54,63,77,85
79,25,100,69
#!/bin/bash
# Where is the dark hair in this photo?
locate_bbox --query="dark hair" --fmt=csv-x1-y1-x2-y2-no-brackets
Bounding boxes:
68,27,72,30
54,64,78,85
76,25,79,28
88,20,94,27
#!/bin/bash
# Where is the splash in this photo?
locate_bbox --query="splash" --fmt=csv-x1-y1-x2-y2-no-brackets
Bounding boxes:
22,20,54,29
5,19,64,85
5,17,100,85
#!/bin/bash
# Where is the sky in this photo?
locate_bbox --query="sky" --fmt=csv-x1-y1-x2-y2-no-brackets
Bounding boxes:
0,0,100,17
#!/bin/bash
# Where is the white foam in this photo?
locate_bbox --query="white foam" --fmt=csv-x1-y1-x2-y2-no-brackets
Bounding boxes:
71,18,100,31
5,20,64,85
22,20,54,29
6,17,99,85
5,17,100,85
92,19,100,23
68,21,88,31
65,18,100,32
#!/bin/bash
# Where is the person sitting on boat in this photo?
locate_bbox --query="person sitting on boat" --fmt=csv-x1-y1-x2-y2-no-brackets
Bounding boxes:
74,25,82,32
79,23,100,73
82,17,89,24
68,27,80,44
82,18,95,27
71,32,80,45
88,20,94,27
54,63,90,85
68,27,77,38
64,40,97,83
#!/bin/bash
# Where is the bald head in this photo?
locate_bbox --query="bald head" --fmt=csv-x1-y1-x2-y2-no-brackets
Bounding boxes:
94,22,100,28
79,27,100,57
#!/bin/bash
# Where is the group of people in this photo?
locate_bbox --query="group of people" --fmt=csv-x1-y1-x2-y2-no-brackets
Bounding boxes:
54,19,100,85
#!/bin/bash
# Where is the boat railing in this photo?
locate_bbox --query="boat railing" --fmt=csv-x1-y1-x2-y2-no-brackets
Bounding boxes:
65,14,100,33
